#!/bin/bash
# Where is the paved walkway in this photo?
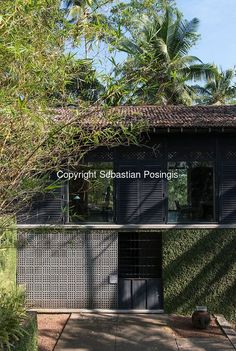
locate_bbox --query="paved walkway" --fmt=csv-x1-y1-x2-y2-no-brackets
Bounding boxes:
54,313,234,351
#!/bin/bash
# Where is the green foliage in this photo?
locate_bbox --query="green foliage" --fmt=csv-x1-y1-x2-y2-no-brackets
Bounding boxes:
14,313,38,351
0,218,16,246
0,230,27,351
107,6,216,105
0,0,70,106
163,229,236,320
64,0,117,58
0,1,107,105
0,0,73,221
64,58,105,103
0,219,16,289
110,0,176,32
0,2,146,228
0,286,27,350
0,248,16,289
194,67,236,105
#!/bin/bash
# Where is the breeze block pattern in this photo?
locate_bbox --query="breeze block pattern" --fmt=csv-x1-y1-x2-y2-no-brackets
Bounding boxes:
17,229,118,309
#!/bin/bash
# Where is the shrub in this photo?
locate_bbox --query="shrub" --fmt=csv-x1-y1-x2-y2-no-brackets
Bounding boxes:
14,312,38,351
0,286,27,350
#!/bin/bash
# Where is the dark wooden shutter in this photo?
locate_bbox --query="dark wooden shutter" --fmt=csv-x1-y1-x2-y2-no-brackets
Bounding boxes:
219,137,236,223
116,164,165,224
140,165,164,224
220,163,236,223
17,178,65,224
116,165,140,224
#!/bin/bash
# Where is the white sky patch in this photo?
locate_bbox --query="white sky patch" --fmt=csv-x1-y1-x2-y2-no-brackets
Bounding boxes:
177,0,236,71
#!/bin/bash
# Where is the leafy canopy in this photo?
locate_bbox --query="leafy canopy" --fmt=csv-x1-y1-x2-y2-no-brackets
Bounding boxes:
0,0,145,228
194,67,236,105
106,6,216,105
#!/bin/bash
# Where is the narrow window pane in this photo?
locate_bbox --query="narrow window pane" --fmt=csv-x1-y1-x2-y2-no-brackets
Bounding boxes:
69,162,113,223
168,162,214,223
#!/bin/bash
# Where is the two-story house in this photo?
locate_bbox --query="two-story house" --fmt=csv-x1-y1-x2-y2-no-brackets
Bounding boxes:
17,105,236,317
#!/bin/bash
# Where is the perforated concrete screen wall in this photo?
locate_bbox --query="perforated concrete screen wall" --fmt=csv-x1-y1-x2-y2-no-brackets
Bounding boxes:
17,230,118,309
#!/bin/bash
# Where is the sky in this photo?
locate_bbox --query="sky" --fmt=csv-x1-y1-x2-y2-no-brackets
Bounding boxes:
177,0,236,69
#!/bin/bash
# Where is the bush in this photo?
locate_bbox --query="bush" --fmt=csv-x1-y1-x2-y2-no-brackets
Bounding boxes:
0,219,16,289
0,248,16,289
0,221,37,350
0,286,27,350
14,312,38,351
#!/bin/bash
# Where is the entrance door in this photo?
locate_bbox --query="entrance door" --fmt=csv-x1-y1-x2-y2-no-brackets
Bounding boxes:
118,232,163,310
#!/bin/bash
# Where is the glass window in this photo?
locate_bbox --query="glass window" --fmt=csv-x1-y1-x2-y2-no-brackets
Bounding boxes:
168,161,214,223
69,162,114,223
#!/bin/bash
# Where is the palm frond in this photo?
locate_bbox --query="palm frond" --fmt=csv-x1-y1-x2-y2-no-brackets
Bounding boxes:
182,63,217,81
223,68,236,86
191,85,211,96
154,38,170,61
117,38,143,55
172,17,200,58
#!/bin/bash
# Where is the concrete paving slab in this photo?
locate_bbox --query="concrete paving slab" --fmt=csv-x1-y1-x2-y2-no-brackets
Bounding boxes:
116,314,177,351
176,337,234,351
55,313,235,351
55,313,118,351
215,314,236,350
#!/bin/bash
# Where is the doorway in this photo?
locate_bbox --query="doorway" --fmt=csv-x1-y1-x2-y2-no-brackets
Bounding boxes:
118,232,163,310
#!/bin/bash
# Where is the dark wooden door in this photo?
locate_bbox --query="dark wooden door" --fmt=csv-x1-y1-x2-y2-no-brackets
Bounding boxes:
118,232,163,310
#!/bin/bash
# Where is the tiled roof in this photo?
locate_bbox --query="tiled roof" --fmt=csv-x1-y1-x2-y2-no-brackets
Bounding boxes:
54,105,236,128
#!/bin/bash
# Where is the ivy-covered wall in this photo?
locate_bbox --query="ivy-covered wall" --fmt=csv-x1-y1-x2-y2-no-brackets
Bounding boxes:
163,229,236,320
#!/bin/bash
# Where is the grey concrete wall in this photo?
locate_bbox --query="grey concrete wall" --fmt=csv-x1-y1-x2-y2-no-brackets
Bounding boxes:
17,230,118,309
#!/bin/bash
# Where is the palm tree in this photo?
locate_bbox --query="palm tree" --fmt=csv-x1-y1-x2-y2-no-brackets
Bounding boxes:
113,7,216,105
65,59,105,103
194,67,236,105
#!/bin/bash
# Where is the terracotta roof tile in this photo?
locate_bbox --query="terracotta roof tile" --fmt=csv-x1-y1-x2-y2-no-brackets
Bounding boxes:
53,105,236,128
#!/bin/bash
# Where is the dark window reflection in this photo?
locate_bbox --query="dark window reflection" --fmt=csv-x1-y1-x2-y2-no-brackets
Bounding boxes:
69,162,113,223
168,161,214,223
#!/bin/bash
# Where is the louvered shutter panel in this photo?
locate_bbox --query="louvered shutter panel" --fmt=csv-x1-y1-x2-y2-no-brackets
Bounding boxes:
17,178,65,224
220,163,236,223
116,165,140,224
140,165,165,224
116,164,165,224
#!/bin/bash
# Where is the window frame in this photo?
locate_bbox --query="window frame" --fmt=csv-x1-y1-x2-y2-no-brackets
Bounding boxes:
66,161,115,224
166,161,217,224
